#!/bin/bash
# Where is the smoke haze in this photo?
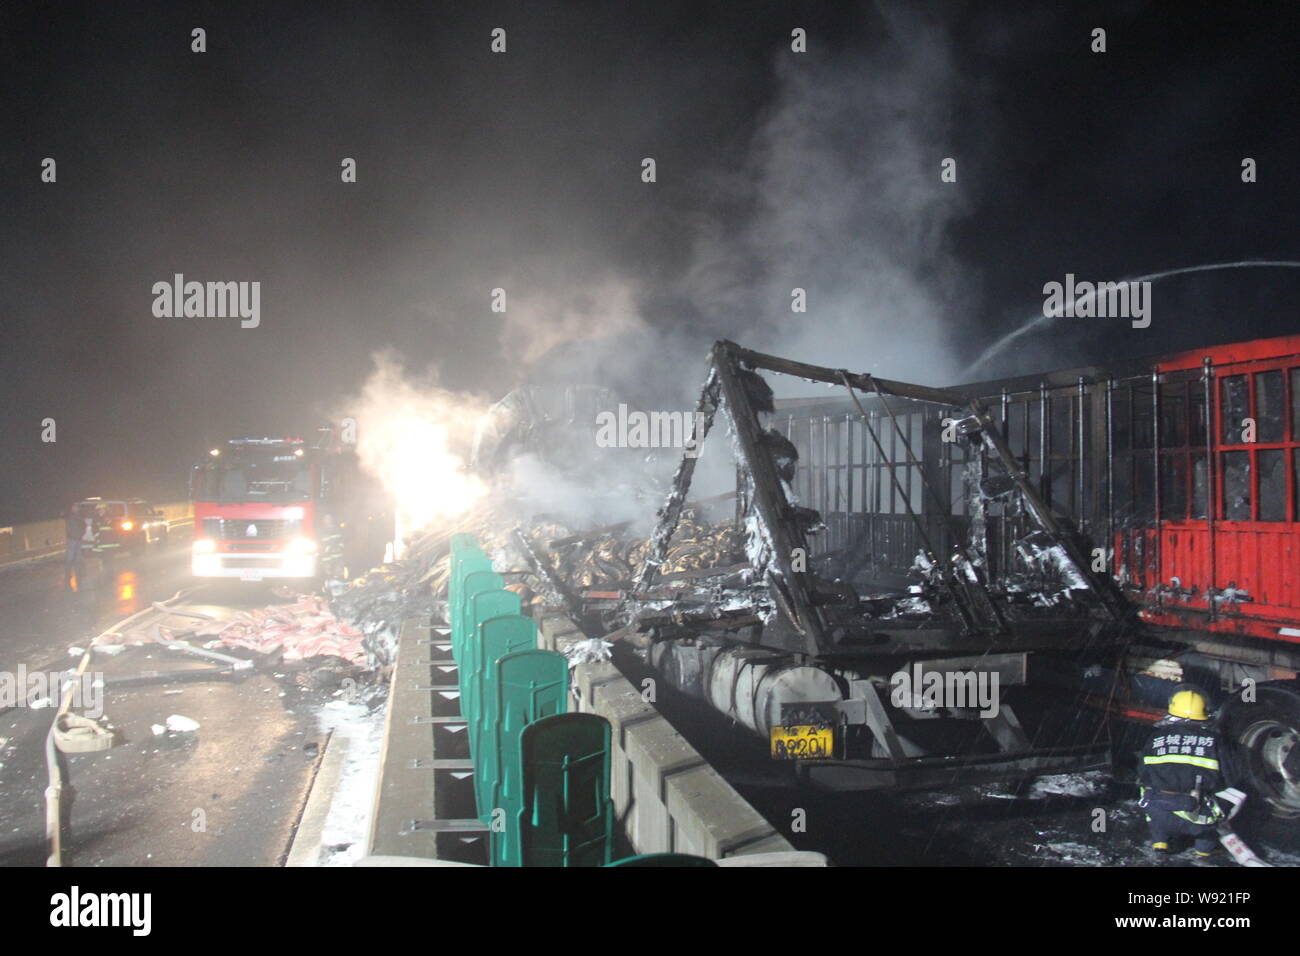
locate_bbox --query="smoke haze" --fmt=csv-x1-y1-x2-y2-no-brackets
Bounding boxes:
3,2,1298,523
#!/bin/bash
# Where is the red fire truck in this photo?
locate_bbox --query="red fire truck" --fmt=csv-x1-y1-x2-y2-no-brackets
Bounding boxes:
189,430,381,582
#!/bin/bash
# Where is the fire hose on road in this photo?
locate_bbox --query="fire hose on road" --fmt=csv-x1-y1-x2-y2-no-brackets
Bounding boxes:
43,587,203,867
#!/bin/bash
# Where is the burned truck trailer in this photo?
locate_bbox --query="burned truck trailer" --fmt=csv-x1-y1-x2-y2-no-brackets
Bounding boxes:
945,334,1300,816
598,341,1128,793
589,337,1300,812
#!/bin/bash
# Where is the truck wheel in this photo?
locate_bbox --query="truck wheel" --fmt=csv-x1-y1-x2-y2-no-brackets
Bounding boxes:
1222,685,1300,819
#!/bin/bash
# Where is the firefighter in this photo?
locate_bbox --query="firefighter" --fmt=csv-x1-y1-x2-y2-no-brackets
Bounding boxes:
91,503,118,557
319,513,345,580
1138,686,1235,857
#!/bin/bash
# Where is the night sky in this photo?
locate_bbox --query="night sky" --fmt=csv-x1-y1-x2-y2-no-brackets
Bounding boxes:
2,1,1298,524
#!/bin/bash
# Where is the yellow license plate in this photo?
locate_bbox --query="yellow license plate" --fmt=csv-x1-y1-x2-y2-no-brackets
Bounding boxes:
770,724,833,760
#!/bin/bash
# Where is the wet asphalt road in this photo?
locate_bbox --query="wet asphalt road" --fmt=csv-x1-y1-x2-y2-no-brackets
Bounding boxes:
6,544,1290,868
0,542,327,866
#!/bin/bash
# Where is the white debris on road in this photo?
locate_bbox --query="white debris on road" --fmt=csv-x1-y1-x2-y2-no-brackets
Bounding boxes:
1038,841,1106,864
1027,771,1109,799
312,697,387,867
164,714,200,733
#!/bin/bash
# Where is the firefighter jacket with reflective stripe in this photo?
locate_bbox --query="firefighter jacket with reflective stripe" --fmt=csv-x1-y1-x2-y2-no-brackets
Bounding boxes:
321,532,344,557
1138,716,1225,796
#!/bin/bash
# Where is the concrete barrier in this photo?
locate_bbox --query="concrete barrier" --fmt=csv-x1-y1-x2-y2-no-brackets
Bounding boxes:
0,517,65,556
538,612,795,860
366,619,489,865
0,500,192,569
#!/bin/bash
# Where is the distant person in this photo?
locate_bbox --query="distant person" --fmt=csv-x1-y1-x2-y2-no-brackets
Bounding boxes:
64,503,92,578
1137,686,1237,858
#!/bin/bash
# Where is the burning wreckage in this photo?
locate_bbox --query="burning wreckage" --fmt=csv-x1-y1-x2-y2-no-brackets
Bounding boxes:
564,340,1130,790
335,340,1141,792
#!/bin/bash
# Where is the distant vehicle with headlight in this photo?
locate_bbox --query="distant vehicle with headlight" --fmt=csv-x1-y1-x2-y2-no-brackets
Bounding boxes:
188,430,374,582
75,497,170,554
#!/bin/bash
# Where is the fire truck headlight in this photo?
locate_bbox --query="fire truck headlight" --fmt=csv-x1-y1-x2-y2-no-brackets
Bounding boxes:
286,537,318,554
193,538,217,554
119,520,134,531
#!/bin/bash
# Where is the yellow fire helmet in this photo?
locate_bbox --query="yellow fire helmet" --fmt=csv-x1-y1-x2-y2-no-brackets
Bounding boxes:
1168,687,1209,721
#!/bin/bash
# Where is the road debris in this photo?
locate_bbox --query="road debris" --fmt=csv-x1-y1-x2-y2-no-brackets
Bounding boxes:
190,595,366,665
564,637,613,665
326,517,482,667
164,714,200,733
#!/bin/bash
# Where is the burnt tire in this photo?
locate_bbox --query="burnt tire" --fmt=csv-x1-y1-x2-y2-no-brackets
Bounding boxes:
1222,684,1300,820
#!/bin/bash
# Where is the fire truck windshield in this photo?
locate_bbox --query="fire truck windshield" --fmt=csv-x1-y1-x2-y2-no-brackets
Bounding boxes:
195,452,312,503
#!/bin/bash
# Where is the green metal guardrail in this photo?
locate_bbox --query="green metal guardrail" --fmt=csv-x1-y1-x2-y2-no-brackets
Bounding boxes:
490,648,569,866
463,588,518,725
447,535,615,866
472,613,536,817
514,713,614,867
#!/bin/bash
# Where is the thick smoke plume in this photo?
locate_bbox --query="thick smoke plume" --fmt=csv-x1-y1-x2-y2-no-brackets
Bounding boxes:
520,10,973,408
342,10,975,533
689,9,970,394
499,274,646,366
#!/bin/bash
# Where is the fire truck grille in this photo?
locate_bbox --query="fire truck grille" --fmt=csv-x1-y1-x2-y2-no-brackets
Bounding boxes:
203,518,298,540
222,557,282,569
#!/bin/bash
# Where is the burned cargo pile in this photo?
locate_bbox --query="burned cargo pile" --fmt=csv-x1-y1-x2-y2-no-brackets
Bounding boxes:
326,517,485,668
538,514,746,590
325,505,551,667
323,494,750,670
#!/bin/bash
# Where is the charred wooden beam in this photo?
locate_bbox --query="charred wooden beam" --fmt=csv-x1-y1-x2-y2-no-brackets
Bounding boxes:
511,526,591,633
548,521,633,550
724,341,969,408
634,605,764,633
711,342,826,656
633,366,722,592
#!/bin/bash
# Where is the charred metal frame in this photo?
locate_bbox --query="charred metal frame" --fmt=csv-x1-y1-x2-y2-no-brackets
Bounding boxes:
632,341,1130,660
